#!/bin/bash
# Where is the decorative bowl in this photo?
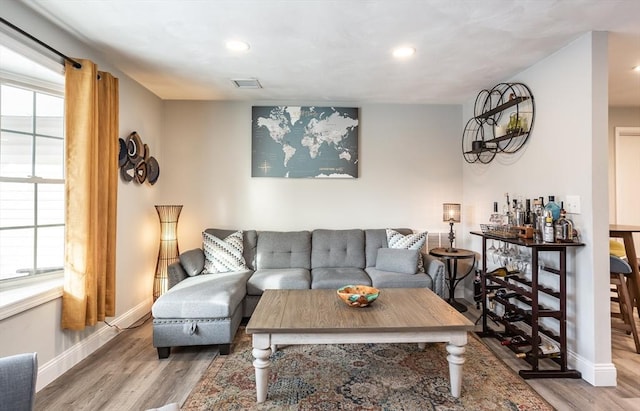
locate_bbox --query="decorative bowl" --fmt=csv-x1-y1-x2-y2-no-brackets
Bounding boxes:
337,285,380,308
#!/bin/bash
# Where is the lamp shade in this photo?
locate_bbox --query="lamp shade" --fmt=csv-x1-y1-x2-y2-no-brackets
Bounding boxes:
443,203,461,223
153,205,182,301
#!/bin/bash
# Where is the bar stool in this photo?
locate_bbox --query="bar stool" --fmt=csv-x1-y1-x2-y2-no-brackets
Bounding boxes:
610,255,640,353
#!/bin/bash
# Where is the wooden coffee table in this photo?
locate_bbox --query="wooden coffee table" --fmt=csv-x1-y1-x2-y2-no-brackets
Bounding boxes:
245,288,474,403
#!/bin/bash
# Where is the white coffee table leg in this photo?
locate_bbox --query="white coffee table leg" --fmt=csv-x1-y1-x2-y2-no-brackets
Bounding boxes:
252,334,272,403
446,342,466,398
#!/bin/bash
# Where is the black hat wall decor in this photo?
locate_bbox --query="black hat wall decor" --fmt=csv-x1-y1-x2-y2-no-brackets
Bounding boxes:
118,131,160,185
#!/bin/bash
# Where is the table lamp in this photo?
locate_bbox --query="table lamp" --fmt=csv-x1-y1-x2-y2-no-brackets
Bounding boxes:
443,203,461,252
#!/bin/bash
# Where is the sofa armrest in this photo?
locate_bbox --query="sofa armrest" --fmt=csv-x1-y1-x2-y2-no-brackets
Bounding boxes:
167,262,188,290
422,253,446,299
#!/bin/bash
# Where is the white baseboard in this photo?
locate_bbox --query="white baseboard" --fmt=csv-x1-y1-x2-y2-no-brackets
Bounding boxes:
36,298,153,391
569,350,617,386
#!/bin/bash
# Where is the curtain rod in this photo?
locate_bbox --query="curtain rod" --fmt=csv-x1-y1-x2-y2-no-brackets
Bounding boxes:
0,17,82,69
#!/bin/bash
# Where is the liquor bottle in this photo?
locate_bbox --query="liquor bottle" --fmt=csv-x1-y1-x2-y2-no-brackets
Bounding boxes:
515,342,561,359
532,198,544,242
501,335,529,347
531,198,544,243
537,196,545,221
543,210,555,243
544,195,561,221
490,201,502,224
503,193,513,225
524,199,532,225
554,203,574,243
496,290,519,299
516,350,561,359
488,267,515,277
473,271,482,309
503,313,526,322
514,198,525,226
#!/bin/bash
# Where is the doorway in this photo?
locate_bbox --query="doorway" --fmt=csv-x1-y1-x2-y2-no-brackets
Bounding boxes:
614,127,640,246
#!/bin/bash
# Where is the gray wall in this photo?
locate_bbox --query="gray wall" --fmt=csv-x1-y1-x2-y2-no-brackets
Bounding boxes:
462,32,612,385
159,102,463,251
0,1,165,390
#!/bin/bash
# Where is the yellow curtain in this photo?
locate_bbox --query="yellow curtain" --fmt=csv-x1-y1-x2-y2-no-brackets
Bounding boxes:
62,59,119,330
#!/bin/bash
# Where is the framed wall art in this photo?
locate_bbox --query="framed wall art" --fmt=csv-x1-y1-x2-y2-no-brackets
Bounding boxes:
252,106,359,178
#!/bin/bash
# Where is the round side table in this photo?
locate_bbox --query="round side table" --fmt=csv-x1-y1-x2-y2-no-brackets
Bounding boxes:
429,247,476,312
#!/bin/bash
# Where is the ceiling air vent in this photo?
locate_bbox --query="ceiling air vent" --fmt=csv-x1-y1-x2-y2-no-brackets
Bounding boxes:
231,78,262,89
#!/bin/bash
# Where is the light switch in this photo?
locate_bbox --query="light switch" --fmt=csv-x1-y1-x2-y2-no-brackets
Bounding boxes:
565,195,581,214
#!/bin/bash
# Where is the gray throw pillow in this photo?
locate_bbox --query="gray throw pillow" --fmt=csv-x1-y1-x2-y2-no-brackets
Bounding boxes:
385,229,427,272
179,248,205,276
375,248,420,274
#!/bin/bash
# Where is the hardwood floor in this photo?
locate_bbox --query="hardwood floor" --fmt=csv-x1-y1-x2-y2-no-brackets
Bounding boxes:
35,303,640,411
463,302,640,411
35,315,219,411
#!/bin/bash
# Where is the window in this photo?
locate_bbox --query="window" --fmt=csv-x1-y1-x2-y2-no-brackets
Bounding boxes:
0,46,65,285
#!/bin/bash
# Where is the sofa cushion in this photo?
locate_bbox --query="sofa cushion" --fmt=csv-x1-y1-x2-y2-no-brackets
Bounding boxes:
386,229,427,272
152,271,251,318
375,248,419,274
204,229,258,270
364,228,413,267
247,268,311,296
311,267,371,289
311,229,365,269
256,231,311,269
203,230,247,273
179,248,205,277
365,267,433,289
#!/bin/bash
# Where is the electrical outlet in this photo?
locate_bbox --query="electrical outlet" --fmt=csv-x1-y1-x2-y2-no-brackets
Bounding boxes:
565,195,581,214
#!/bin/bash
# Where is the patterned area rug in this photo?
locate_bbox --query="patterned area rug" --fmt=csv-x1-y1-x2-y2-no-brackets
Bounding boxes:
182,328,554,410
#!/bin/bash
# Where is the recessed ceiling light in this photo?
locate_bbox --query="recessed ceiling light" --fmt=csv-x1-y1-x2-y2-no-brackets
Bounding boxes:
392,46,416,58
226,40,250,52
633,65,640,72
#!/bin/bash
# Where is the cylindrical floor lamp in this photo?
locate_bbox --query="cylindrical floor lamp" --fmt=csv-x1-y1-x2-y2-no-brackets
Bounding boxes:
153,205,182,301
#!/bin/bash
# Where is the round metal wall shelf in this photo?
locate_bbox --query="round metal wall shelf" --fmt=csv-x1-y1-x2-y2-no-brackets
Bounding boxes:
462,82,535,163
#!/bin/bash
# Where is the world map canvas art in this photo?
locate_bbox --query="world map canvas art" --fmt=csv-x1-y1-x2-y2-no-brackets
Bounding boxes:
252,106,359,178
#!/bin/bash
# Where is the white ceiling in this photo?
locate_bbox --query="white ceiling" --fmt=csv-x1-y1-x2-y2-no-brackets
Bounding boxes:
16,0,640,106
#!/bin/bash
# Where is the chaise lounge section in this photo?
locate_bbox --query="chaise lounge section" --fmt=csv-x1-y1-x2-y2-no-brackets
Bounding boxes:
151,228,446,358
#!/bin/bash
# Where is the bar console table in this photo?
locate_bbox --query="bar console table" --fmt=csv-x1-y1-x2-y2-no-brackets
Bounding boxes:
471,231,584,379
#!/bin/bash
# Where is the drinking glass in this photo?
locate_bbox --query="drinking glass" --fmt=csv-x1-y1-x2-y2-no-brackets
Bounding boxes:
487,239,497,260
493,241,506,265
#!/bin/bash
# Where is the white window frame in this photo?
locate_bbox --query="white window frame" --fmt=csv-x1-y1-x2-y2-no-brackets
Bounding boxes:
0,40,66,317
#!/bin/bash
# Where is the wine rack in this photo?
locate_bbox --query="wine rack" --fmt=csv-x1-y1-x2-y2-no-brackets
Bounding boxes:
471,231,584,379
462,82,535,164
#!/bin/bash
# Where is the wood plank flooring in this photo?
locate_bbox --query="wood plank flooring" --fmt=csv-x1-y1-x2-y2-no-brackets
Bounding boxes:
35,302,640,410
34,315,218,411
463,302,640,411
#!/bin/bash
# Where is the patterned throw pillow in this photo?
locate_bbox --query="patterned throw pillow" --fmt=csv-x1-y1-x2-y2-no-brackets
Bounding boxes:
203,230,247,273
386,229,428,272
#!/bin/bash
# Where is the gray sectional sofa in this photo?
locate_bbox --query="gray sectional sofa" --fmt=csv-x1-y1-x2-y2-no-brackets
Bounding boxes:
151,228,446,358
